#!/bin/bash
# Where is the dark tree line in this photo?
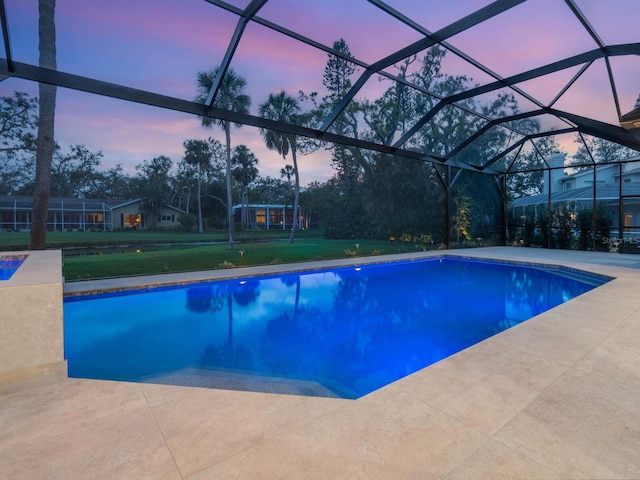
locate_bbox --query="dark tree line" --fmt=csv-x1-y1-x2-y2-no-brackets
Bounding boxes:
299,41,542,244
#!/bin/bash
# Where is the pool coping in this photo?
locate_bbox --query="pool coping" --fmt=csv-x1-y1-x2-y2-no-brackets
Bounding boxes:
4,246,640,479
62,248,619,296
0,250,64,376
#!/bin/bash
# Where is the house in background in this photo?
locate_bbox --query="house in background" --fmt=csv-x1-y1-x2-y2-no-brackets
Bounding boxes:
232,204,310,230
509,153,640,241
540,153,640,194
620,94,640,143
0,196,184,231
111,199,184,230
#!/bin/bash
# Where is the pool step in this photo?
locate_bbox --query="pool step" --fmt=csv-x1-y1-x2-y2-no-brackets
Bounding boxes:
141,367,344,398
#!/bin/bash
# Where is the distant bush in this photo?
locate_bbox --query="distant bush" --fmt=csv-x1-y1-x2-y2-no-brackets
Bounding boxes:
178,213,198,232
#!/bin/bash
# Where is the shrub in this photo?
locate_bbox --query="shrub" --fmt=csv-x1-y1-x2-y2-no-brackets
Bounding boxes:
178,213,198,233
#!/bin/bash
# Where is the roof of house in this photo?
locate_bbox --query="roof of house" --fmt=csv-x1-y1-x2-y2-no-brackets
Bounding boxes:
0,196,184,213
232,204,299,210
0,196,131,209
510,183,640,208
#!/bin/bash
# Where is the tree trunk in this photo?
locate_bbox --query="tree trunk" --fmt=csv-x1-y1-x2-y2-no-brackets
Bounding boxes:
289,141,300,244
30,0,57,250
241,189,248,230
197,174,203,233
224,122,234,249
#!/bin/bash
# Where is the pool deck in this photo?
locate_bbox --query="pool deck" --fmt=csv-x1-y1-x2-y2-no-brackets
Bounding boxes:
2,246,640,479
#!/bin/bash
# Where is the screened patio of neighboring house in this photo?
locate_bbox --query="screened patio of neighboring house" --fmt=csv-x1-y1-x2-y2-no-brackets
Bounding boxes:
509,182,640,251
0,195,116,232
508,154,640,252
0,196,186,232
232,203,309,230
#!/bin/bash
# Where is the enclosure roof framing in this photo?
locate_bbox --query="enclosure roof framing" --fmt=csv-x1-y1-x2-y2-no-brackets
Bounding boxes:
0,0,639,177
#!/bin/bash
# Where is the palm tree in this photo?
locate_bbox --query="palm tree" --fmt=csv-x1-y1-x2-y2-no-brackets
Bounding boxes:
259,91,302,243
279,164,295,186
195,67,251,249
232,145,259,230
279,164,295,222
183,139,213,233
30,0,57,249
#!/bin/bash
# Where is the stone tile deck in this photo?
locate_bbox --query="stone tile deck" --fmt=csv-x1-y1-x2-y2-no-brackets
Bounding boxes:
2,247,640,479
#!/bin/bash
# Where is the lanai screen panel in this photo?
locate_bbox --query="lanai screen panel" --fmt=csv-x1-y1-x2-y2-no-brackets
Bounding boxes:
0,0,639,180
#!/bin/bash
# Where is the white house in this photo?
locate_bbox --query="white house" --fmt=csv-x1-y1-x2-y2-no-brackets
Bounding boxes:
509,153,640,243
543,153,640,195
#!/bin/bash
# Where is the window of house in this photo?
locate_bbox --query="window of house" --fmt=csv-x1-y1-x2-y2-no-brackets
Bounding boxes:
625,214,633,227
159,214,174,222
270,209,283,224
85,213,103,223
255,209,266,225
124,213,141,227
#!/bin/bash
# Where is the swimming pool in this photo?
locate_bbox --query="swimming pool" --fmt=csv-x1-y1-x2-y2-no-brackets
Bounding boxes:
64,256,610,398
0,254,27,281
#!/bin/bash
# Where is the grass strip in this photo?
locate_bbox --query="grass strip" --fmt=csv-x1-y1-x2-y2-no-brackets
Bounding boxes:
62,239,416,281
0,229,315,250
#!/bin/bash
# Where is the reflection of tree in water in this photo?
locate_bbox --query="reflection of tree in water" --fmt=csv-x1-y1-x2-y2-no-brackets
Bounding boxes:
184,281,260,371
280,273,301,319
185,285,223,314
233,280,260,307
504,266,593,324
328,269,459,390
259,268,469,395
186,261,595,397
261,262,535,396
262,306,330,378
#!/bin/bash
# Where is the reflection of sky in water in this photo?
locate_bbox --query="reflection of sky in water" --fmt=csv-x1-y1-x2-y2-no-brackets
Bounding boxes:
0,257,25,280
64,258,609,398
233,272,341,326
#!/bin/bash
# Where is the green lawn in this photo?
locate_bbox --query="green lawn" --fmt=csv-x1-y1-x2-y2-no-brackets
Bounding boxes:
0,228,314,250
0,229,433,280
62,239,417,281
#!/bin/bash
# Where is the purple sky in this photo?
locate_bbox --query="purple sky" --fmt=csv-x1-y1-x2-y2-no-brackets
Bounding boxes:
2,0,639,184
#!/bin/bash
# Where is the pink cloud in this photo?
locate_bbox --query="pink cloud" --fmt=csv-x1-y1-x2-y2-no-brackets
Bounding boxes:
52,88,335,183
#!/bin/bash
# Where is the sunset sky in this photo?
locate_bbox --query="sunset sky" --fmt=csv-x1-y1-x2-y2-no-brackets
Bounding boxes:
1,0,639,183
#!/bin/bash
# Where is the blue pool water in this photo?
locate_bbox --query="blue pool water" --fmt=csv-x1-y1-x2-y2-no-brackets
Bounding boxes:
64,256,610,398
0,255,26,280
